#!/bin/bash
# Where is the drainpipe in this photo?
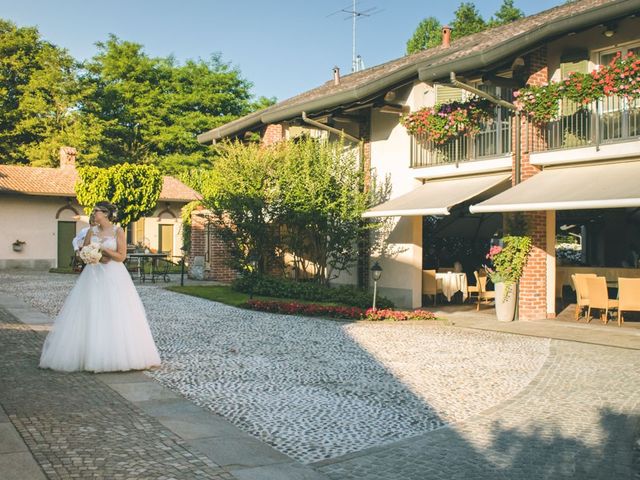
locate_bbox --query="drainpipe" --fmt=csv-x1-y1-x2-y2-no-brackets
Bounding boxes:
449,72,524,320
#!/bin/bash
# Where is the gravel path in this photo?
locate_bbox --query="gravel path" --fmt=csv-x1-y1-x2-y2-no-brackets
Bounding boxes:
0,271,550,464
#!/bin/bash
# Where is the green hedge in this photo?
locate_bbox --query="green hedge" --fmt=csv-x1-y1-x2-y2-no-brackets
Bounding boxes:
231,275,394,310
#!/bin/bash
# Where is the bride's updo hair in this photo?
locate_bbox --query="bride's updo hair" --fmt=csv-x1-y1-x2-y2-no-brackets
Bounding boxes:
94,201,118,222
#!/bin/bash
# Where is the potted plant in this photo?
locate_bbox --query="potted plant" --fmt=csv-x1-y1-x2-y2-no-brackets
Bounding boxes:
12,240,26,252
485,235,532,322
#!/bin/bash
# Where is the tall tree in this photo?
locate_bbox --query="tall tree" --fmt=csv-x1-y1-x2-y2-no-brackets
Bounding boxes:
0,19,85,166
451,2,486,39
406,17,442,55
81,36,274,174
407,2,526,53
489,0,524,27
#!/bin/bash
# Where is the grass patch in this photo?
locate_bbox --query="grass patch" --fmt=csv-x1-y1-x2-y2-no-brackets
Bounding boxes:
167,285,343,309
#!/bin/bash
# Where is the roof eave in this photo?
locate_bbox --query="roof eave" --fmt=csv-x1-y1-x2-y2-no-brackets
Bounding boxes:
418,0,640,83
197,64,426,143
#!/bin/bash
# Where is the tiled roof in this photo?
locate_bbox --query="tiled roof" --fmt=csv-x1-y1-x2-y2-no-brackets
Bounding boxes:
0,164,201,202
199,0,636,142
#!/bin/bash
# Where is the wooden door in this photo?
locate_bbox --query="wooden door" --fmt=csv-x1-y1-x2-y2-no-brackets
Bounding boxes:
57,221,76,268
158,224,174,256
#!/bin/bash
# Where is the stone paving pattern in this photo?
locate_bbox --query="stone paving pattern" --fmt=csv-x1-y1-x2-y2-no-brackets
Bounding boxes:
1,271,639,479
0,306,237,480
316,340,640,479
1,271,550,464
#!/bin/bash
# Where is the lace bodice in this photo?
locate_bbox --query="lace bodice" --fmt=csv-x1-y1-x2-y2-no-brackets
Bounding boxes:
90,225,119,250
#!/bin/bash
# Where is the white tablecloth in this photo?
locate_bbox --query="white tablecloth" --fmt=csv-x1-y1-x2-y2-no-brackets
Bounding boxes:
436,272,468,302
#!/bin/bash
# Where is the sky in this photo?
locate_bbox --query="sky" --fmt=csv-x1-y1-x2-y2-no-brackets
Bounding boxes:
1,0,564,102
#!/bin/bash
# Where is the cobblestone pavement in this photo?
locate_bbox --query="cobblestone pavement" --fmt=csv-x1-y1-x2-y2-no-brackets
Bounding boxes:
0,271,550,463
2,271,639,479
0,306,237,480
316,340,640,480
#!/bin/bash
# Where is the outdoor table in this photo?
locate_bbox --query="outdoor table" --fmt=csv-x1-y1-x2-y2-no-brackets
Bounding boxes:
435,272,468,302
127,253,168,283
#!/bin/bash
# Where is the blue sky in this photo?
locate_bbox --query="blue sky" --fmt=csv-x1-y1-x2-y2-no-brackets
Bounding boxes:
1,0,563,102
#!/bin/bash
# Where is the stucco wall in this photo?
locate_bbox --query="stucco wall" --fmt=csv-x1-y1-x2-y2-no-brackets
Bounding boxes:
0,194,186,269
0,195,84,269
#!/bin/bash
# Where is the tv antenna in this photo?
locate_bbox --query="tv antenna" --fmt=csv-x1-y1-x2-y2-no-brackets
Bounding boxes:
328,1,382,72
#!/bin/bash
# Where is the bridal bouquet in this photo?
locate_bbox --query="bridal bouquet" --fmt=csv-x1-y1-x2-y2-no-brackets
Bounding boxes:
79,243,102,264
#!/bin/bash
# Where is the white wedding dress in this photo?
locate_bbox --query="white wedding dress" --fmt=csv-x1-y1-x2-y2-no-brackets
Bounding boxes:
40,225,161,372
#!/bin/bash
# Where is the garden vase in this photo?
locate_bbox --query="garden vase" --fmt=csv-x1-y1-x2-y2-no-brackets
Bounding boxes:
494,282,516,322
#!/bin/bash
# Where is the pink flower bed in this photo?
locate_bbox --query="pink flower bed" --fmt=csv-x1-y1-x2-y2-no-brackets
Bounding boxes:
244,300,438,322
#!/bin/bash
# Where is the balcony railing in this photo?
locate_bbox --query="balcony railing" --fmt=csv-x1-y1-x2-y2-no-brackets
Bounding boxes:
410,108,513,168
528,96,640,152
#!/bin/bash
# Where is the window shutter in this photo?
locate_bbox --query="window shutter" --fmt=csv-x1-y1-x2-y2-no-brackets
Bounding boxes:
560,60,588,80
435,85,463,104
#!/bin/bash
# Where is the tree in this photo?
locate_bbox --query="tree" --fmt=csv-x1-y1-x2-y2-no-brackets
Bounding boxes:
489,0,524,27
0,19,86,166
201,140,282,274
201,138,382,283
406,17,442,55
451,2,486,40
81,36,273,174
75,163,163,227
277,136,372,284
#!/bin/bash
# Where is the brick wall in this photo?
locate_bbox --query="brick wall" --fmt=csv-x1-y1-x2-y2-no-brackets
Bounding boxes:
261,124,284,146
189,209,239,283
514,46,550,320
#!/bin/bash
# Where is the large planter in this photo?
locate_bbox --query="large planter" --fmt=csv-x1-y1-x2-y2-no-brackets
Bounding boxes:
494,282,516,322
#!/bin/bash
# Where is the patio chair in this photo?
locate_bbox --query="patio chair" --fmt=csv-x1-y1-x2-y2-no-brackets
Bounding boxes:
571,273,596,321
422,269,443,305
585,276,618,325
151,257,176,283
617,277,640,327
468,270,495,311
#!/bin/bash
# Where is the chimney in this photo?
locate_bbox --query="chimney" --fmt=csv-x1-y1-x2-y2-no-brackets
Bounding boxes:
59,146,77,170
441,26,452,48
333,66,340,86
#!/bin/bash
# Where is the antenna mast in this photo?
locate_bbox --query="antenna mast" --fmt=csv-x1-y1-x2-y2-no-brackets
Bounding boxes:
330,1,381,72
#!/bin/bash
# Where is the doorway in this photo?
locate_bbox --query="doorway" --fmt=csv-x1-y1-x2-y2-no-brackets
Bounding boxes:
158,224,174,256
57,221,76,268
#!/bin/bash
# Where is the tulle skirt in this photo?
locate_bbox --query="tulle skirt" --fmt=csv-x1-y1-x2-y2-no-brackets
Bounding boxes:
40,261,161,372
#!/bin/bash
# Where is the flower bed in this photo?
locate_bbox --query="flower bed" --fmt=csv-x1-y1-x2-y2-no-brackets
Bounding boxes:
363,308,437,321
244,300,439,322
244,300,364,319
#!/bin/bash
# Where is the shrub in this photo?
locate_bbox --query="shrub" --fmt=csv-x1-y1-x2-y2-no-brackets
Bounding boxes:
232,274,395,309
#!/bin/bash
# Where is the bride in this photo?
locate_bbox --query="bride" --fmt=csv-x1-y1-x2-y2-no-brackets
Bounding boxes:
40,201,161,372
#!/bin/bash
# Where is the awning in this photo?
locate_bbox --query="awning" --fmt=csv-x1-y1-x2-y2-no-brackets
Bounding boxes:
362,173,511,218
470,161,640,213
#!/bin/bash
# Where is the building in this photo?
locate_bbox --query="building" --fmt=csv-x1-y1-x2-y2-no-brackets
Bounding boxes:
197,0,640,320
0,148,200,270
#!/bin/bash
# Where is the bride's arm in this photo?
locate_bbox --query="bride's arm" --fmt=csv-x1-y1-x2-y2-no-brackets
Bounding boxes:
101,227,127,263
82,226,93,247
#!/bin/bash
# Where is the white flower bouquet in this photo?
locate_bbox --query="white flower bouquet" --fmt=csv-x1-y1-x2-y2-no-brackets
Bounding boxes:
79,243,102,265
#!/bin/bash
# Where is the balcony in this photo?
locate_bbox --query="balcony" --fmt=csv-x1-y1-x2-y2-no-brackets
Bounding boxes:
529,96,640,152
410,108,513,168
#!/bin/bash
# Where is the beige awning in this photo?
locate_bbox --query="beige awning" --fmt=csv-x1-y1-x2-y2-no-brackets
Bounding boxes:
470,161,640,213
362,173,511,218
